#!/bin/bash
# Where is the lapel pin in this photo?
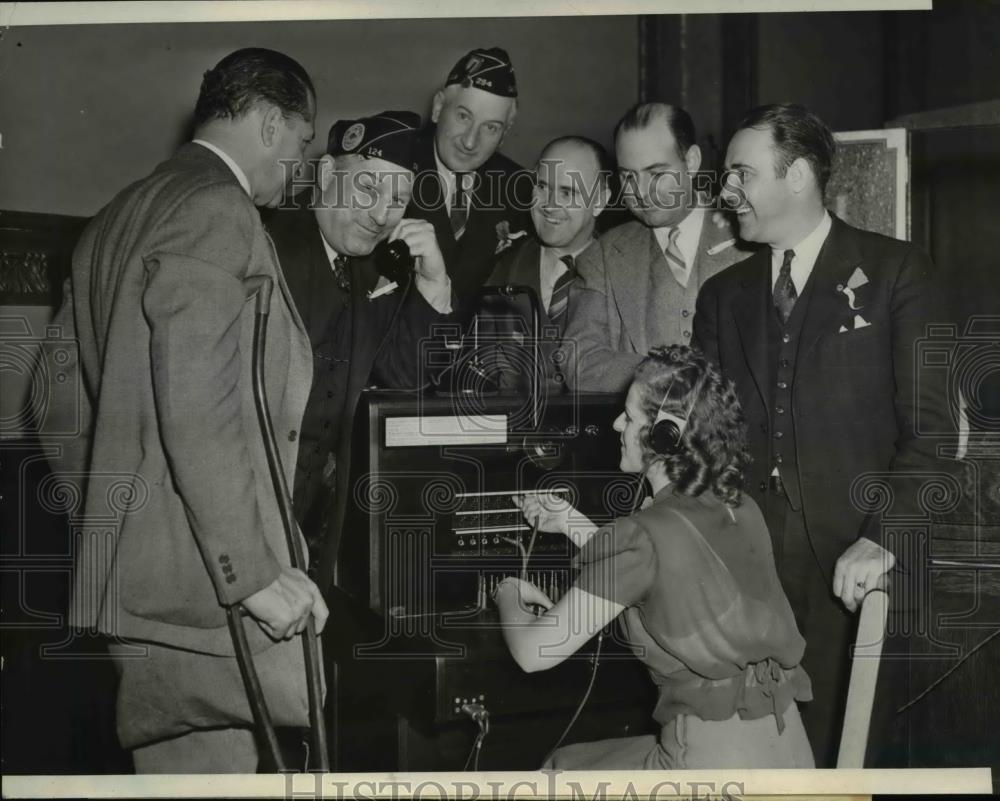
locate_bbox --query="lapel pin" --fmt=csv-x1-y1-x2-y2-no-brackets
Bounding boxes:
706,238,735,256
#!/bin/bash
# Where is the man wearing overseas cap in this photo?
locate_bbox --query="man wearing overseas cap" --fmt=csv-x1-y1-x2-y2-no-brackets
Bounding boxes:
267,110,453,590
407,47,533,305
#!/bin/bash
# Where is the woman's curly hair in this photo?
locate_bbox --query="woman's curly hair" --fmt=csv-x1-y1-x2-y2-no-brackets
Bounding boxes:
633,345,750,507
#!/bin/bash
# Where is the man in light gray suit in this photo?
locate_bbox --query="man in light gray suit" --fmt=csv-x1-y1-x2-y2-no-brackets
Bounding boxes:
560,103,753,392
37,48,328,772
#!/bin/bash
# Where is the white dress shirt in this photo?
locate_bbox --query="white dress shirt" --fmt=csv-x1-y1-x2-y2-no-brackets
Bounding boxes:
191,139,251,198
769,211,832,294
434,147,474,215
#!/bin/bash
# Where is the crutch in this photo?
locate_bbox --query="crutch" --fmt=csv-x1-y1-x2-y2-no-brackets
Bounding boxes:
224,275,329,772
836,587,890,768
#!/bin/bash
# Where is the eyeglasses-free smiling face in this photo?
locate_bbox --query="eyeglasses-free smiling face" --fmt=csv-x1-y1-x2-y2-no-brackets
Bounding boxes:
315,155,413,257
531,140,606,253
722,124,798,248
431,85,515,174
612,382,652,475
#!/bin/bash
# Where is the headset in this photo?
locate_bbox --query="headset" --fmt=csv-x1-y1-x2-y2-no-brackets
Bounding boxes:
648,404,689,456
648,378,693,457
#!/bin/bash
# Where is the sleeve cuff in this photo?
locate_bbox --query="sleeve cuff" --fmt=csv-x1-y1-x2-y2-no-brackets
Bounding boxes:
415,275,453,314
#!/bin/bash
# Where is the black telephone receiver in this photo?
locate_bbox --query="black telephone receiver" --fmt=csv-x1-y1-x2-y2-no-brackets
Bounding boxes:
375,238,414,284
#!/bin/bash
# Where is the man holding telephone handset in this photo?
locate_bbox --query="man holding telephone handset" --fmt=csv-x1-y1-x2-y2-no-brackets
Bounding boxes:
267,110,454,585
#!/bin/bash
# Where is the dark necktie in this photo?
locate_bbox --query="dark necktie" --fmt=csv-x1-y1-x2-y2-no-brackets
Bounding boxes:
773,249,797,324
450,176,469,240
331,254,351,293
548,254,577,327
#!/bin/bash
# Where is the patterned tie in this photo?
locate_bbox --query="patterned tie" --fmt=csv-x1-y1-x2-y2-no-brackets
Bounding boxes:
547,254,577,329
449,175,470,240
330,254,351,293
661,227,689,287
773,249,797,324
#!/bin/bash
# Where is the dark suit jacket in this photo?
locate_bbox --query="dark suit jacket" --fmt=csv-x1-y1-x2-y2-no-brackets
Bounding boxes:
481,237,580,392
406,129,532,307
267,205,447,591
693,215,950,573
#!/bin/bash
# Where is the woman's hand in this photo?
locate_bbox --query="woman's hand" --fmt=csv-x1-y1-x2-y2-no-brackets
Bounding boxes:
493,576,553,616
512,492,573,535
512,492,599,547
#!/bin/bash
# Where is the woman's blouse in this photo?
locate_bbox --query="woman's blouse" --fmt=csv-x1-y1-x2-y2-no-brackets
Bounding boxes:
575,486,813,731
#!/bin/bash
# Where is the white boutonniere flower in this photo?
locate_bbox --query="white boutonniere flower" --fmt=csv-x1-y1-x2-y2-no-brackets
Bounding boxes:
367,275,398,301
494,220,527,255
836,267,872,331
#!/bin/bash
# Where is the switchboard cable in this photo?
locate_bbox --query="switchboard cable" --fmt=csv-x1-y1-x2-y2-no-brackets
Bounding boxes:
542,474,644,765
461,702,490,771
524,519,540,578
500,535,530,581
542,628,604,767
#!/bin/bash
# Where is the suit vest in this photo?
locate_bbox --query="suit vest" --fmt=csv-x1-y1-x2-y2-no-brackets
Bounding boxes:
766,275,817,511
294,267,353,540
644,233,701,348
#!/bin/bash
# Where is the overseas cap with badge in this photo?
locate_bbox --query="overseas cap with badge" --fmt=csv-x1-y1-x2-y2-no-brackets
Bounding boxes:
445,47,517,98
326,110,422,171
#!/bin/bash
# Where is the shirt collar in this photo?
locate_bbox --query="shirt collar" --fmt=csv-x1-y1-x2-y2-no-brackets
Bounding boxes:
433,146,474,207
191,139,251,198
318,230,341,267
542,237,595,267
770,210,832,292
433,146,457,193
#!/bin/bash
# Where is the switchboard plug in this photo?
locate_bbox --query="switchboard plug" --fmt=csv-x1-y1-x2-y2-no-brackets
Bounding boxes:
460,701,489,724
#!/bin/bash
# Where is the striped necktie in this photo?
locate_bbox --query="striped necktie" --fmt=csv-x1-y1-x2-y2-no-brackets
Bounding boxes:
661,226,689,287
547,254,576,328
773,249,797,324
449,175,470,240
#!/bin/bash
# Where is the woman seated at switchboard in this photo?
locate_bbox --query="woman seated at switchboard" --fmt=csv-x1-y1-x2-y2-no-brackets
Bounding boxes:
494,344,814,769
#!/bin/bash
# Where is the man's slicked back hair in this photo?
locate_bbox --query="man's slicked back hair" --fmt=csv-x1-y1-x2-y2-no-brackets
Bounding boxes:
614,102,697,159
735,103,836,193
194,48,315,127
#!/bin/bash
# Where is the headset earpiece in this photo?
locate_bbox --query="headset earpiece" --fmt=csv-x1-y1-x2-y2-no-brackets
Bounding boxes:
648,410,687,456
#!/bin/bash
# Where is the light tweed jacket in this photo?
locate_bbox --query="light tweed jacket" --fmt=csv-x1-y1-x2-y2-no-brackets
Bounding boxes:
561,207,754,392
39,143,312,658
